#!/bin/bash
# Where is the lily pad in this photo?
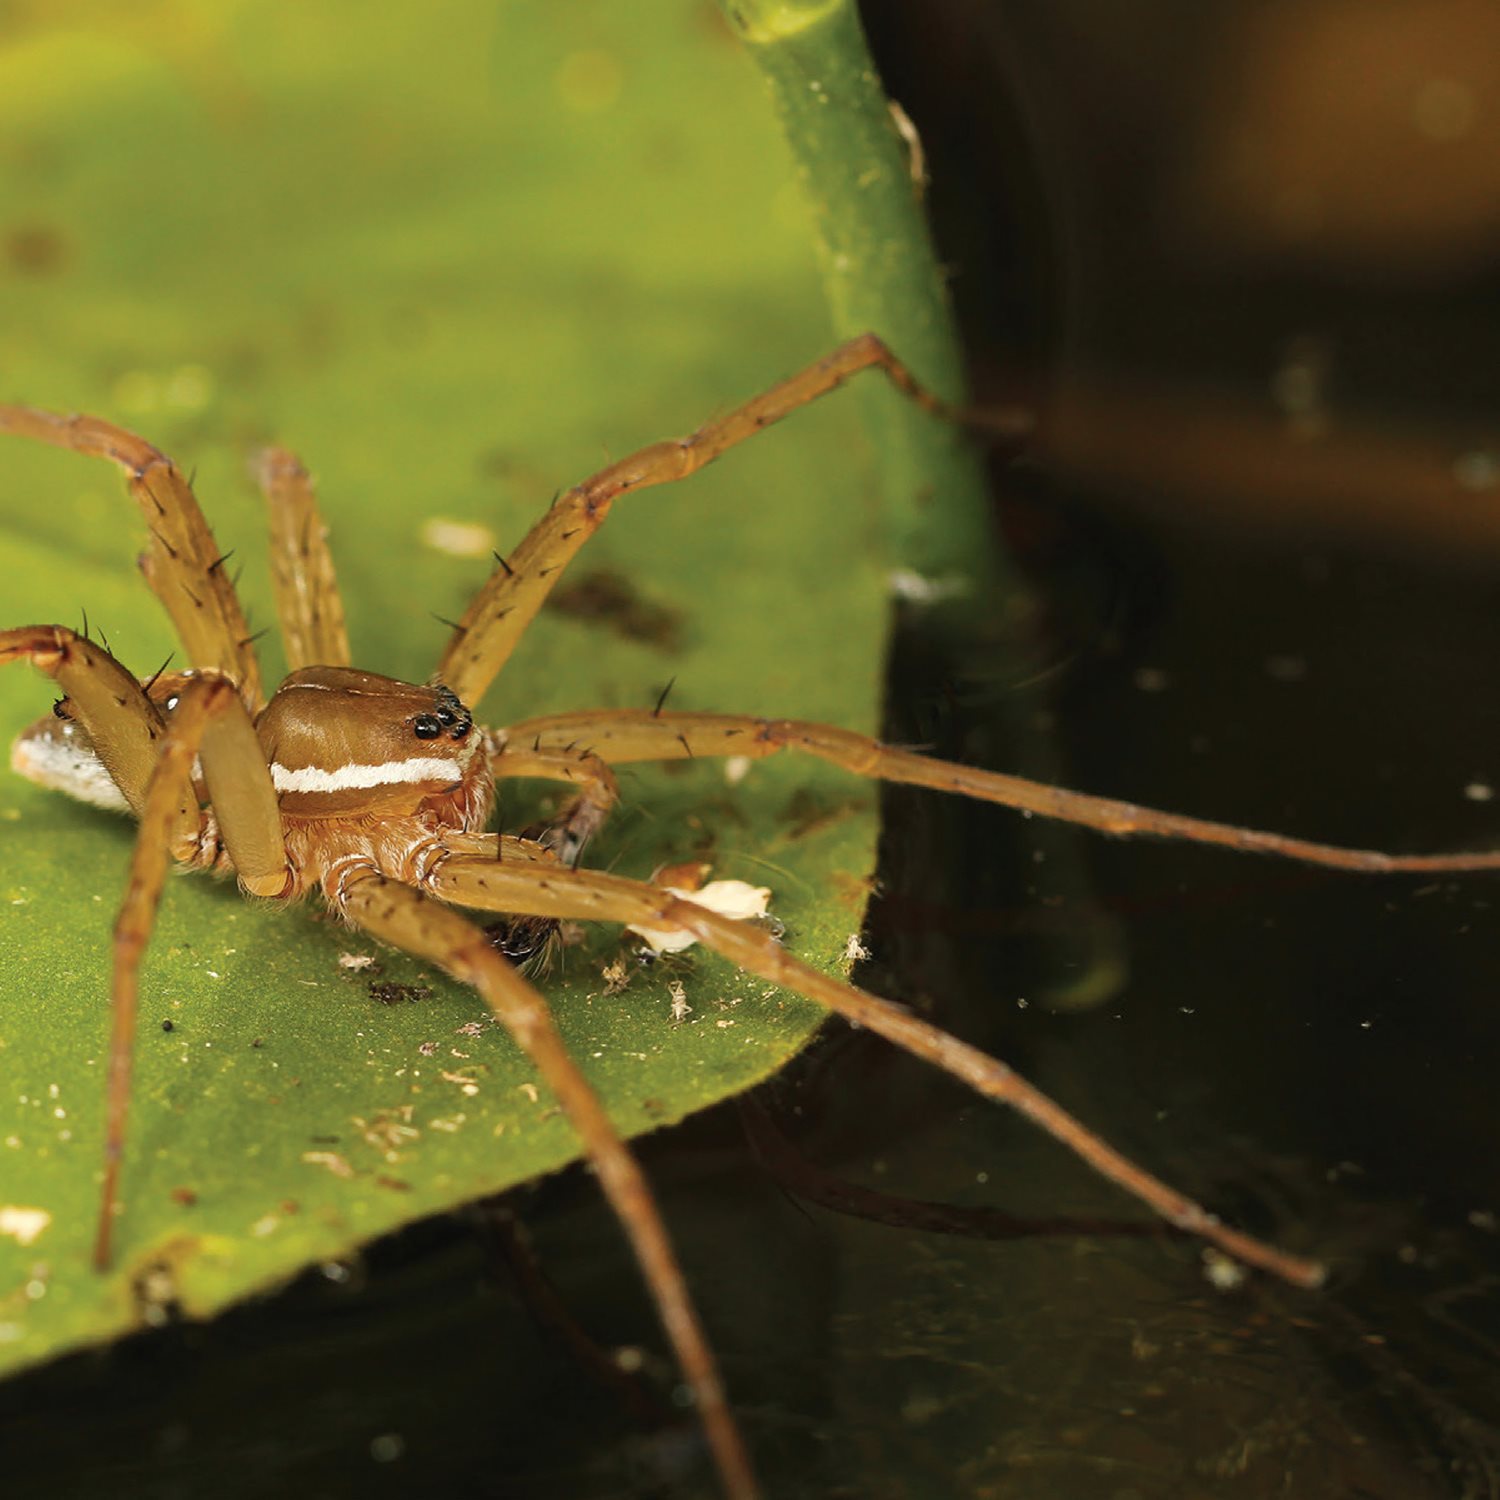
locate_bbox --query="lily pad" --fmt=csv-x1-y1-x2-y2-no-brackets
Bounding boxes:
0,5,973,1370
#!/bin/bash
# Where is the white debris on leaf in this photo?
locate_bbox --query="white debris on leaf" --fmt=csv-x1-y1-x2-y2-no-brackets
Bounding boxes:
338,952,377,971
301,1150,355,1179
0,1205,51,1247
420,517,496,558
628,880,773,955
844,933,871,966
723,755,753,786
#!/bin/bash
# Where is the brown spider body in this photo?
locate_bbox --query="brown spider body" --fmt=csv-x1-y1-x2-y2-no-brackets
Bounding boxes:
255,669,497,902
16,664,497,897
5,337,1493,1500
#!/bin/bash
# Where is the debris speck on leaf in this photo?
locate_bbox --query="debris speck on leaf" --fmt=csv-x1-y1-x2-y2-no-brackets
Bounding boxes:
628,879,772,955
0,1205,51,1246
301,1150,356,1179
368,980,432,1005
421,517,496,558
843,933,871,966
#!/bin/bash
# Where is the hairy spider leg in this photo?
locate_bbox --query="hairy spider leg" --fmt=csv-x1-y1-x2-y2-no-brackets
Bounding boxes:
253,447,352,671
83,672,289,1267
0,406,265,709
420,851,1324,1289
436,333,956,709
488,736,620,864
501,709,1500,876
334,867,756,1500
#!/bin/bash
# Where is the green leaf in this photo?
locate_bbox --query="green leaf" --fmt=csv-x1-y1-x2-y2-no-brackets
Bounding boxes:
0,5,981,1370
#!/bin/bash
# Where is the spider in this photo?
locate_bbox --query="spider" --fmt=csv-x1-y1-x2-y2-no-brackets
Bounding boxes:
4,336,1495,1500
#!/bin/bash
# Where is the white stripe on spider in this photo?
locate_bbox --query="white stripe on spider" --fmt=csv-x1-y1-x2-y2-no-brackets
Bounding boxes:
270,757,465,793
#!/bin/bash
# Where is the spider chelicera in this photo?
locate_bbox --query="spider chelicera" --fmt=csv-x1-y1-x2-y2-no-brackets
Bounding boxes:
5,336,1494,1500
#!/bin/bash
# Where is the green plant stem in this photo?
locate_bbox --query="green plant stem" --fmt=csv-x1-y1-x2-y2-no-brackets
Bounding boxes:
718,0,1012,594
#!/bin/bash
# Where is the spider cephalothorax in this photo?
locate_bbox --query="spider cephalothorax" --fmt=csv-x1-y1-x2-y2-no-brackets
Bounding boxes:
6,338,1490,1500
254,667,492,840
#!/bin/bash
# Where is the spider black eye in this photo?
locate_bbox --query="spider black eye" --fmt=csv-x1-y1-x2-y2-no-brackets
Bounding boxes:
431,684,474,740
413,714,443,739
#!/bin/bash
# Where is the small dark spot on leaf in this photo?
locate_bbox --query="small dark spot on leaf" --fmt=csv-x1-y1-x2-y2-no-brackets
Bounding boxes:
546,568,685,651
368,980,433,1005
170,1187,198,1207
161,1019,175,1033
4,224,68,275
778,787,867,842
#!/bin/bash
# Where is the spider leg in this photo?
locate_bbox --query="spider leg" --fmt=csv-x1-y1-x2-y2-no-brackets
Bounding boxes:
253,447,352,670
332,866,756,1500
95,673,291,1269
422,852,1325,1289
437,334,955,708
422,830,559,863
0,405,264,708
501,708,1500,875
488,734,619,864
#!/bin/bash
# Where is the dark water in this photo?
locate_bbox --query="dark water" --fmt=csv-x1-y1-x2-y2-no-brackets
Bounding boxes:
7,3,1500,1496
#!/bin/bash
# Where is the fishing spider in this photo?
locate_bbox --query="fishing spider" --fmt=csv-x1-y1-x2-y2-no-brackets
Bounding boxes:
4,336,1495,1500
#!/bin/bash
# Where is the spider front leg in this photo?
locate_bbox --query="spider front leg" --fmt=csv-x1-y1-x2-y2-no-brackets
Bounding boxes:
420,853,1324,1289
332,866,756,1500
86,674,290,1269
501,708,1500,875
0,406,265,707
437,334,957,708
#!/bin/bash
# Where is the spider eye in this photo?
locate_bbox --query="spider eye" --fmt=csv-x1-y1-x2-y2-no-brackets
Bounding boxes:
431,684,474,740
413,714,443,739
